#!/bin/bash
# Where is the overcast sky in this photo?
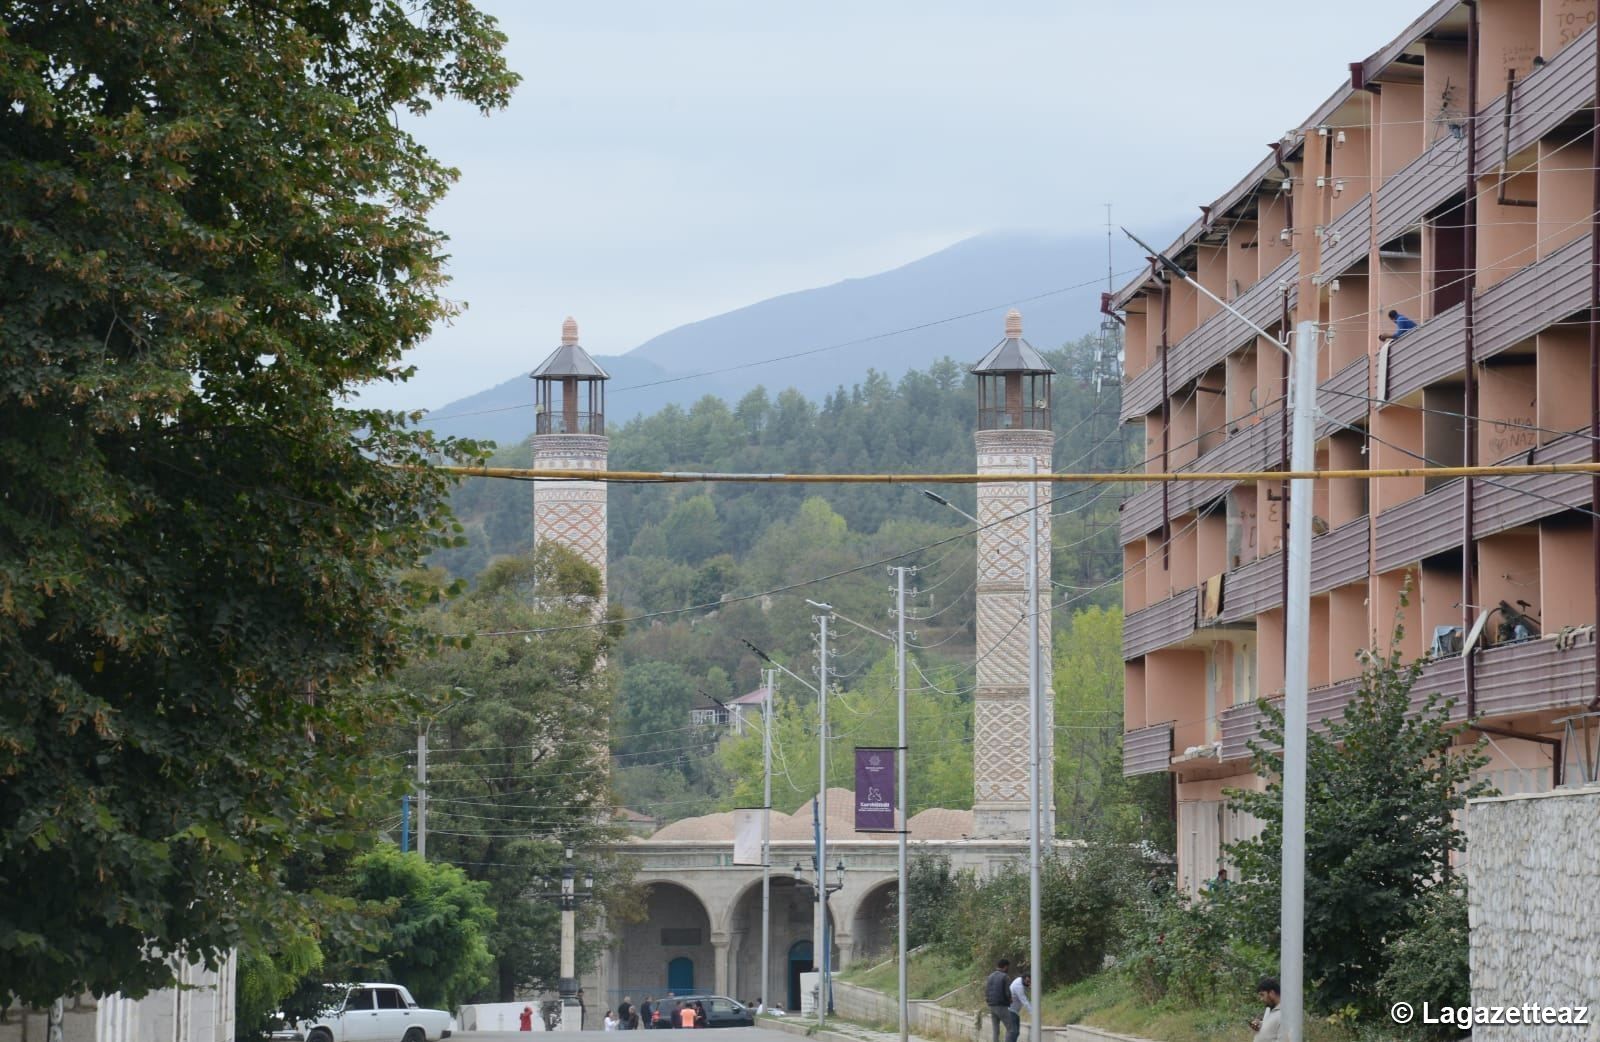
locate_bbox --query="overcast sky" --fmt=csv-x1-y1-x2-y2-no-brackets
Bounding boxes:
367,0,1424,412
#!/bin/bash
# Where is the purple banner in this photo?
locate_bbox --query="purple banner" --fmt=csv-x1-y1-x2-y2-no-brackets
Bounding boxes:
854,748,896,832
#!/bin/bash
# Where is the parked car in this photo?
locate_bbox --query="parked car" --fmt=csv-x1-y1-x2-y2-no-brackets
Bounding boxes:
300,984,452,1042
660,996,753,1029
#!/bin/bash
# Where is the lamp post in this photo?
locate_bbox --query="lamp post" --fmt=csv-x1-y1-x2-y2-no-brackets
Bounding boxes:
1124,227,1317,1042
538,844,596,1032
413,686,479,860
794,856,845,1022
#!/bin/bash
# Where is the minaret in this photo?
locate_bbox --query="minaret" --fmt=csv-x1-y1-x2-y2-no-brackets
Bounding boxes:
531,317,610,603
971,309,1056,839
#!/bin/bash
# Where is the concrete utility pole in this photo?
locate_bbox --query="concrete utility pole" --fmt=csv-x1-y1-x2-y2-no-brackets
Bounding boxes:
415,728,427,859
761,668,774,1015
892,566,911,1042
1026,460,1042,1041
805,601,833,1025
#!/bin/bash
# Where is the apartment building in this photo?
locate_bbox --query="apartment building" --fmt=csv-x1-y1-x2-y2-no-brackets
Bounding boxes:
1111,0,1600,893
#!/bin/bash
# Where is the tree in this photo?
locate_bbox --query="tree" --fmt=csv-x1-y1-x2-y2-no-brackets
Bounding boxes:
1224,621,1490,1022
0,0,515,1005
342,845,495,1010
384,547,634,1002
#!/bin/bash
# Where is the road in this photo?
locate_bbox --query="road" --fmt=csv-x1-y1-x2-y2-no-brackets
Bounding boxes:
452,1032,799,1042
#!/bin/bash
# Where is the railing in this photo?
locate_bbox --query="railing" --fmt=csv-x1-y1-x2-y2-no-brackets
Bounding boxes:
1473,233,1591,362
1474,631,1597,718
1122,588,1197,660
977,406,1050,432
1475,432,1592,537
1307,677,1361,736
1318,193,1372,278
1382,303,1466,402
1122,722,1174,777
1317,356,1369,438
1120,412,1281,544
1476,24,1597,170
1219,551,1281,624
1374,480,1464,573
536,412,605,435
1219,698,1278,762
1375,134,1468,246
1310,517,1368,595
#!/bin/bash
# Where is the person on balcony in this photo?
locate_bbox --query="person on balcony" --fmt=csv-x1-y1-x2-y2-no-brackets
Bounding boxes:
1379,309,1417,341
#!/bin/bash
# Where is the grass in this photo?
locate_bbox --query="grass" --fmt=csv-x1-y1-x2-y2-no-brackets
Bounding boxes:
841,950,976,1002
843,951,1360,1042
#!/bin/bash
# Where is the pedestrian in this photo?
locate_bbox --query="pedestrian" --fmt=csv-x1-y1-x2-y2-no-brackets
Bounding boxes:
518,1006,533,1032
640,997,654,1030
577,989,587,1032
678,1003,696,1029
604,1010,618,1032
1007,971,1032,1042
1250,977,1282,1042
1379,309,1417,341
983,958,1012,1042
618,997,633,1031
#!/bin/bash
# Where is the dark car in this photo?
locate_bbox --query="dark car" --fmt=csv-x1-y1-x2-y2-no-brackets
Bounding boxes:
663,996,753,1029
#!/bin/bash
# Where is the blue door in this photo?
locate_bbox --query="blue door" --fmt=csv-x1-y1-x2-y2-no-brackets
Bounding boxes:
667,956,694,993
787,941,813,1012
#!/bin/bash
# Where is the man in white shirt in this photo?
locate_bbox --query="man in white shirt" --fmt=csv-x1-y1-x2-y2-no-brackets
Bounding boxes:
1007,972,1032,1042
1250,977,1282,1042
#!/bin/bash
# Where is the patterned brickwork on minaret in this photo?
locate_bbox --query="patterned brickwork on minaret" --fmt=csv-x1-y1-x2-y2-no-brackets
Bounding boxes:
970,310,1056,840
532,317,609,606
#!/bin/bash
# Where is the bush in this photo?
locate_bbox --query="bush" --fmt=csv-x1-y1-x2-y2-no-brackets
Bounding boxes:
1376,879,1471,1041
1116,887,1272,1008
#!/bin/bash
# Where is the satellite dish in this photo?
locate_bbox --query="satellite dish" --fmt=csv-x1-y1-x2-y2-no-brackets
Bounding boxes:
1462,610,1492,655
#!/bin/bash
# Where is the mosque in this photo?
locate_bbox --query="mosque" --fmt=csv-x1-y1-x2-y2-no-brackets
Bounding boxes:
530,312,1059,1011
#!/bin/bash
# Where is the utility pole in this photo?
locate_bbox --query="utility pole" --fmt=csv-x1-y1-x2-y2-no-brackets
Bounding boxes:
1026,459,1043,1040
1280,320,1319,1042
892,566,910,1042
761,667,774,1016
805,601,833,1025
1119,228,1316,1042
415,727,427,859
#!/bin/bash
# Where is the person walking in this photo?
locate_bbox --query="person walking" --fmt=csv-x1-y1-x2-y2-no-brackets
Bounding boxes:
1250,977,1283,1041
617,997,633,1031
984,959,1012,1042
1007,971,1032,1042
518,1006,533,1032
640,997,654,1030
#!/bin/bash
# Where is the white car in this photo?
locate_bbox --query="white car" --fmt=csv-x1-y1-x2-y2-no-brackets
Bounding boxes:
301,984,452,1042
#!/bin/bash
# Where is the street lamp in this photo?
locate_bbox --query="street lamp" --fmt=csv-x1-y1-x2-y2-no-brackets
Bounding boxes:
919,488,979,525
537,844,596,1032
413,686,479,859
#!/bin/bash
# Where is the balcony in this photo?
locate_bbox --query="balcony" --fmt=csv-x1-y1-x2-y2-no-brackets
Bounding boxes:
1375,134,1469,247
1474,631,1597,718
536,412,605,435
1374,480,1465,573
1219,551,1281,624
1475,432,1593,537
1219,697,1277,762
1119,255,1299,424
1381,303,1466,402
1476,24,1597,171
1119,413,1281,543
1310,517,1368,595
1122,588,1197,661
1473,233,1591,363
1317,356,1369,438
1122,721,1174,777
1318,193,1372,279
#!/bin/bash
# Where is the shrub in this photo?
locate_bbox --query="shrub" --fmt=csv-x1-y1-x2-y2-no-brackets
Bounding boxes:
1376,878,1471,1042
1116,887,1272,1008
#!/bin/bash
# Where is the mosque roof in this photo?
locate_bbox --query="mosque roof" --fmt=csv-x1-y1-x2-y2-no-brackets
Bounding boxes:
644,787,974,843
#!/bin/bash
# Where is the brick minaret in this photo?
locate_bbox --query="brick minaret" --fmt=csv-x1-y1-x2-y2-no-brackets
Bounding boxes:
531,317,610,603
971,309,1056,839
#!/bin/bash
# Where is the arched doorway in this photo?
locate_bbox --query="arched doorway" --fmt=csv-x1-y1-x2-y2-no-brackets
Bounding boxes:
786,940,812,1013
724,874,837,1010
614,882,713,1004
849,880,898,964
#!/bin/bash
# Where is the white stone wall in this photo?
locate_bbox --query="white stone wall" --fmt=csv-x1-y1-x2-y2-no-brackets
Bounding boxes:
973,428,1055,840
1,953,235,1042
1467,785,1600,1042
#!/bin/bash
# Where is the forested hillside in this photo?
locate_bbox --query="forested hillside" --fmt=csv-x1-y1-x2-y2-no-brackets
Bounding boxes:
437,334,1146,829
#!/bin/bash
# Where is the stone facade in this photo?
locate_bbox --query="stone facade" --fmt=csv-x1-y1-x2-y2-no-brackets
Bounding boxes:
1467,785,1600,1042
973,428,1055,839
532,433,609,596
2,955,236,1042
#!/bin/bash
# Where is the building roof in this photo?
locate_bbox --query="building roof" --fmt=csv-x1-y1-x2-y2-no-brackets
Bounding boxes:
729,686,771,706
644,787,975,843
970,310,1055,375
531,316,610,380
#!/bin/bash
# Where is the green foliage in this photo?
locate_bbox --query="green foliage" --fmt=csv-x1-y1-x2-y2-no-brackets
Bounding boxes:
1224,621,1490,1024
0,0,515,1005
342,845,495,1009
1115,888,1271,1008
382,545,634,1002
1375,878,1472,1042
937,844,1149,986
898,854,960,950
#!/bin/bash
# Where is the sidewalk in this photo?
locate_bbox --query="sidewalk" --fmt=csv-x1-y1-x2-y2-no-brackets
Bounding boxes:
758,1012,942,1042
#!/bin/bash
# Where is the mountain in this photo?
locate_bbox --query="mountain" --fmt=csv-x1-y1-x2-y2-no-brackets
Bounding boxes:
420,229,1128,446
